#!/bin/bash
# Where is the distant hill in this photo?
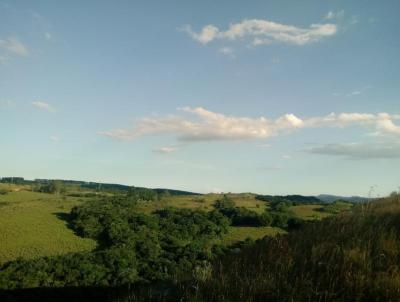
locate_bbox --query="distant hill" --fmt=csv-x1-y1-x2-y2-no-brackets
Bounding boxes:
0,177,200,196
255,194,322,204
317,194,371,203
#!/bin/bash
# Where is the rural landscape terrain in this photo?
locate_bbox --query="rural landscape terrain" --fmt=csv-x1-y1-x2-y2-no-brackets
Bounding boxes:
2,0,400,301
2,177,400,301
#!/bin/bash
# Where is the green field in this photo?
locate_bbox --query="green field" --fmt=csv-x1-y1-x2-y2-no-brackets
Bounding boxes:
0,184,96,264
289,204,331,220
0,183,339,264
137,193,267,214
222,226,286,245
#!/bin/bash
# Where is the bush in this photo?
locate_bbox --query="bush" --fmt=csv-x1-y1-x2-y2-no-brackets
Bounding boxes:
0,188,10,195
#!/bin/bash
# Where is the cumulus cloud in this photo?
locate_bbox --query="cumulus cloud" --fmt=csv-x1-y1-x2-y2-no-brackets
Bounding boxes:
0,37,28,56
32,101,56,112
308,142,400,159
99,107,400,142
182,18,337,47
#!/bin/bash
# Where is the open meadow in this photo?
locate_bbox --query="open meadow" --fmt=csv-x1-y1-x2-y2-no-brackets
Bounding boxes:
0,184,96,264
0,183,336,264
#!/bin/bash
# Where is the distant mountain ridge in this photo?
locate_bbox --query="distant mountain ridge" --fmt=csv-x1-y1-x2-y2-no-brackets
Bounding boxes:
317,194,372,203
0,177,373,201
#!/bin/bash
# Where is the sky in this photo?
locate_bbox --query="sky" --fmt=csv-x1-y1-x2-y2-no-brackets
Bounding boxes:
1,0,399,196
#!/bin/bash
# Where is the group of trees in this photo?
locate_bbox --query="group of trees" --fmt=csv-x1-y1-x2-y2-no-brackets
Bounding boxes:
213,195,303,229
0,196,230,289
255,194,321,205
35,180,66,194
126,187,159,202
0,177,25,184
165,195,400,302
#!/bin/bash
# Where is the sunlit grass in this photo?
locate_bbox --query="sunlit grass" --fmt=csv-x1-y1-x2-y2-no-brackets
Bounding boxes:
0,188,96,264
137,193,267,214
289,204,331,220
222,226,286,245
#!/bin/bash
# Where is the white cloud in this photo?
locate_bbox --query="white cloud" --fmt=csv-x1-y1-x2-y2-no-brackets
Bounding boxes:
154,146,178,154
99,108,400,142
282,154,292,160
346,90,362,97
324,10,345,20
32,101,56,112
183,18,337,47
50,135,60,142
308,142,400,159
45,32,52,40
0,37,28,56
219,47,235,57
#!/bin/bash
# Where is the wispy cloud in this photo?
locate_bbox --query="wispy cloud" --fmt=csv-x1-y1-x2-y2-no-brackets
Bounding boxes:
32,101,56,112
0,37,28,57
308,142,400,159
182,18,337,47
333,86,370,97
153,146,178,154
219,46,235,58
50,135,60,142
324,10,345,20
346,90,362,97
99,107,400,142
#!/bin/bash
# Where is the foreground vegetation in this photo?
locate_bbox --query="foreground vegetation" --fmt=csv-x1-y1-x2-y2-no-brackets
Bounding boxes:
0,180,334,264
1,178,370,301
165,193,400,302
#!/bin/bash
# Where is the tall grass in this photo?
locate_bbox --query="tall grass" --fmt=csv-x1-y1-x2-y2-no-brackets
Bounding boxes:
173,195,400,301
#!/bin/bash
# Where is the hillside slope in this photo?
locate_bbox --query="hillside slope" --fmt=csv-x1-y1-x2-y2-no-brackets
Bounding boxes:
174,194,400,302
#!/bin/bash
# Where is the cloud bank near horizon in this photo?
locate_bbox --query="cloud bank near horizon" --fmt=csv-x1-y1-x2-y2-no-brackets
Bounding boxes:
99,107,400,142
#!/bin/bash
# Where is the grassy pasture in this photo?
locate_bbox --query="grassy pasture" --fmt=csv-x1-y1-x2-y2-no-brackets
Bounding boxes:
289,204,331,220
0,188,96,264
137,193,267,214
0,183,339,264
222,226,286,245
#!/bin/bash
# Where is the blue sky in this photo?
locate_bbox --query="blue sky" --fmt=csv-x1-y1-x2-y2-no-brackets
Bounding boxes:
1,0,399,196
